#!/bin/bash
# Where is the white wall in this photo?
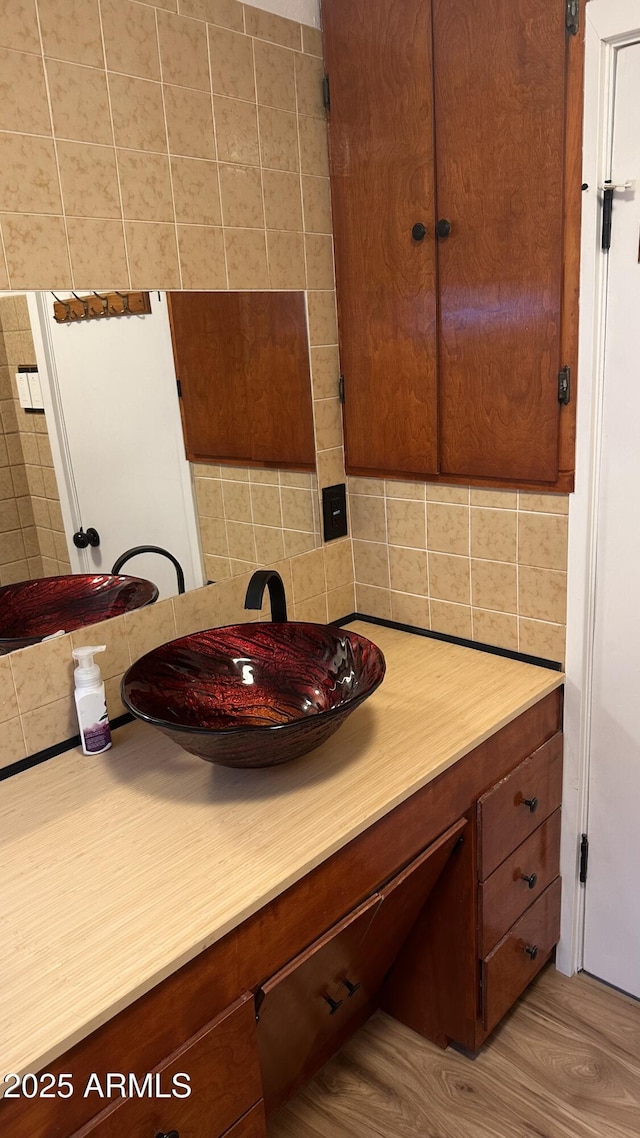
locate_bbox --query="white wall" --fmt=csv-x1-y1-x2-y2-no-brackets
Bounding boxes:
247,0,320,28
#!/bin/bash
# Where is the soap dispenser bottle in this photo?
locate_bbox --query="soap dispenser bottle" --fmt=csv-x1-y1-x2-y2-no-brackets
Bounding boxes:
71,645,112,755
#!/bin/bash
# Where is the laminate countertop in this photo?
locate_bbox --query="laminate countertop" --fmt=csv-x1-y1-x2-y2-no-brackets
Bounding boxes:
0,621,563,1088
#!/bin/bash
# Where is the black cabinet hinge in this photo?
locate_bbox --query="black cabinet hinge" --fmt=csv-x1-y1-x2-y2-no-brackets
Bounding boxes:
176,378,182,397
566,0,579,35
558,366,570,405
579,833,589,883
323,73,331,111
338,374,345,403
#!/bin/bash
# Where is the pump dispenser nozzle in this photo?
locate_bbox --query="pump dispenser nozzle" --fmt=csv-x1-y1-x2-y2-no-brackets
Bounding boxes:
72,644,106,689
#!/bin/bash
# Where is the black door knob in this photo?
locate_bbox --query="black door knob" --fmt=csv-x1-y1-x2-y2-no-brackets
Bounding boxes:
73,526,100,549
523,796,539,814
155,1131,179,1138
341,977,361,997
436,218,452,238
521,872,538,890
524,944,539,960
412,222,427,241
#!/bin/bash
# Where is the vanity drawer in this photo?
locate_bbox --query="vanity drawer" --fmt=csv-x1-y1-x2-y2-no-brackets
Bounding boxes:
481,877,561,1034
477,733,563,879
75,994,263,1138
479,809,561,956
222,1102,267,1138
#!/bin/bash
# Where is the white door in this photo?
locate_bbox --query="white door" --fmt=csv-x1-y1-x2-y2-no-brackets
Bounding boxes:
30,291,203,599
583,42,640,997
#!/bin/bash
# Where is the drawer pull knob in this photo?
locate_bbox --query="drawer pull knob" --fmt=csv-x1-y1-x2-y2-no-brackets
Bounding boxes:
323,994,343,1015
523,796,539,813
412,222,427,241
521,872,538,889
156,1131,179,1138
524,944,539,960
341,977,361,998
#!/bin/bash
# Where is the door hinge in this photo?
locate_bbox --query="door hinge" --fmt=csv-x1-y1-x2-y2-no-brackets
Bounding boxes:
558,366,570,405
176,378,182,397
579,833,589,883
322,73,330,111
338,374,345,403
602,183,614,250
565,0,579,35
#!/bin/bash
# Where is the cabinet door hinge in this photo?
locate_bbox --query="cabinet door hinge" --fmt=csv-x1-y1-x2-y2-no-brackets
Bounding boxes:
579,833,589,884
565,0,579,35
176,378,182,398
558,366,570,406
322,73,331,111
338,374,345,403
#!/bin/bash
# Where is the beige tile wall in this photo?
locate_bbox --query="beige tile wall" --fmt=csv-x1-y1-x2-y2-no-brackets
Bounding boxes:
0,292,68,583
0,539,354,770
0,0,328,293
193,462,320,580
349,479,568,664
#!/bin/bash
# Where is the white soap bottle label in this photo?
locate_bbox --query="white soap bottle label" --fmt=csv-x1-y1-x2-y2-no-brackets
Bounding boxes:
76,689,112,754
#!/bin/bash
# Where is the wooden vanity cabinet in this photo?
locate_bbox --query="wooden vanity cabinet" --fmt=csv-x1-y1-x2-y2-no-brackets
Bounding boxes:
381,725,564,1052
72,995,264,1138
257,819,466,1114
322,0,583,491
0,689,562,1137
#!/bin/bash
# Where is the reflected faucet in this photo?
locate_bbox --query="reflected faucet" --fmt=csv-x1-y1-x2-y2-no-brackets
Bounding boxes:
111,545,186,595
244,570,288,622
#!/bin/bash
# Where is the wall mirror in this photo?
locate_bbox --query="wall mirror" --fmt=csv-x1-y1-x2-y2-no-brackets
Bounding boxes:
0,289,322,652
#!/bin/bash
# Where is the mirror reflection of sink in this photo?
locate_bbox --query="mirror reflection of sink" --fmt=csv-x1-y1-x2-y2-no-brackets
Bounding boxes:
0,574,159,653
121,623,386,769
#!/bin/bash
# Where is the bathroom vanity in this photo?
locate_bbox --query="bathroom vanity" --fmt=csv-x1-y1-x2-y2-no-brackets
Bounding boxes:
0,622,564,1138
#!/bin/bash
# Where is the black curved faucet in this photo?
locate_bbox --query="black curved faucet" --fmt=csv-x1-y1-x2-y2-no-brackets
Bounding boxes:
111,545,186,595
244,569,288,622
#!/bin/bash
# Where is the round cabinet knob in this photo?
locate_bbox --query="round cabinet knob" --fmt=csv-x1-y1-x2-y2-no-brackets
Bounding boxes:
521,872,538,890
412,222,428,241
436,218,452,239
524,944,539,960
523,796,539,814
155,1131,179,1138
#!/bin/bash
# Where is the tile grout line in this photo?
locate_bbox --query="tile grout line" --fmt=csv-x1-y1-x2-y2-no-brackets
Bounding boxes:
32,0,73,285
155,5,184,288
99,3,134,289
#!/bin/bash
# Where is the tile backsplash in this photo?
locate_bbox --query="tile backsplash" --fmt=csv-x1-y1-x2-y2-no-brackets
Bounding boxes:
349,480,568,665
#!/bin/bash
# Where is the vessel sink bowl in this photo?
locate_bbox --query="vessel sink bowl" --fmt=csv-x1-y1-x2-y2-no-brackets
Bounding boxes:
121,622,386,768
0,574,159,653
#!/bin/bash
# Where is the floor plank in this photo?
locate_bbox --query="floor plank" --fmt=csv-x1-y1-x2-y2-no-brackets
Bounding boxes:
269,967,640,1138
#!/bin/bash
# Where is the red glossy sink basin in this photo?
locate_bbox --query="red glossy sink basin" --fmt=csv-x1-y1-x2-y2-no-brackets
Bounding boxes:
0,574,159,652
121,622,386,768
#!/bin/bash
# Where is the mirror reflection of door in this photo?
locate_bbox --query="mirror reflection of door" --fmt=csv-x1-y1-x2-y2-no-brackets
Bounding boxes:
29,291,203,599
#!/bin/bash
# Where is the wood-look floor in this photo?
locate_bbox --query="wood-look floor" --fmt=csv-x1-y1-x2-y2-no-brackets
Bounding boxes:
269,966,640,1138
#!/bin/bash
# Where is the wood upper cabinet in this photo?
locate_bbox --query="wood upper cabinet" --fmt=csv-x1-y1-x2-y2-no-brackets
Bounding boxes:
167,291,316,472
322,0,583,490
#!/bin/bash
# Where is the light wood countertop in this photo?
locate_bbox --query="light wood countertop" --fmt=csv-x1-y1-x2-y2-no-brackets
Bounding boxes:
0,622,563,1086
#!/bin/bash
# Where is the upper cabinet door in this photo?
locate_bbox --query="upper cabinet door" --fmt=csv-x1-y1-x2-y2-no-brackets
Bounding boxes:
168,292,316,471
323,0,439,478
433,0,566,483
